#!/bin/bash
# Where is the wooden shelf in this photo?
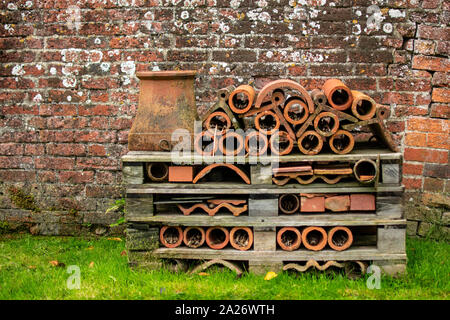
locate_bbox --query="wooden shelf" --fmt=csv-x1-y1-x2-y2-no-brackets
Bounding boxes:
127,214,406,227
152,247,406,262
126,182,404,194
122,147,402,163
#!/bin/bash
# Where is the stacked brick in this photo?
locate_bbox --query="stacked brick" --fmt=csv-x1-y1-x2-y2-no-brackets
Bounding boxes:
0,0,448,237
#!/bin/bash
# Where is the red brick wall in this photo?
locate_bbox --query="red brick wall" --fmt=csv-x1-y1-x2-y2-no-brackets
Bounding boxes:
0,0,448,235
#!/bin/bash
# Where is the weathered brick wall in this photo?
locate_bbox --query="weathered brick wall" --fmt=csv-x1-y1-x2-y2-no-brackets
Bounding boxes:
0,0,448,237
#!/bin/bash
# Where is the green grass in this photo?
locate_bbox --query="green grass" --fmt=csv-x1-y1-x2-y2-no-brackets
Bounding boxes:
0,234,448,300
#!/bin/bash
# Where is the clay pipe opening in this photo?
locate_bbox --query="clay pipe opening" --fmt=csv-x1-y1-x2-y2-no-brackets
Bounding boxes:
269,131,294,156
205,111,231,135
271,89,286,106
284,98,309,125
205,226,230,250
147,163,169,182
314,112,339,137
327,226,353,251
301,226,327,251
310,89,327,106
194,131,218,156
353,158,378,184
160,226,183,248
297,130,324,155
277,227,302,251
230,227,253,251
322,79,353,111
218,131,244,156
228,85,255,114
279,194,300,214
351,90,377,120
329,130,355,155
255,110,280,135
183,226,206,249
245,131,268,156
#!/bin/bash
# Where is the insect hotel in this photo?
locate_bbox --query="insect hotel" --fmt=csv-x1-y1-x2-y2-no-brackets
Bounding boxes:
122,70,406,277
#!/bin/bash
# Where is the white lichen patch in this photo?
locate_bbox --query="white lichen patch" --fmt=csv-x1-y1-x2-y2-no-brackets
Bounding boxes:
230,0,242,10
7,3,18,10
100,62,110,72
389,9,405,18
121,61,136,76
383,23,393,34
33,94,42,103
50,67,57,75
180,11,189,19
63,77,77,88
12,64,25,76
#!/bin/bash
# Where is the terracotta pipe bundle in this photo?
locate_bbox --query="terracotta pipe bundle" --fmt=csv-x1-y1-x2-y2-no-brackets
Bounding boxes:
329,130,355,154
269,131,294,156
313,112,340,137
301,226,327,251
160,226,183,248
205,226,230,250
254,110,280,135
353,158,378,184
351,90,377,120
322,79,353,111
297,130,323,155
327,226,353,251
278,194,300,214
228,85,256,114
229,227,253,251
245,131,269,156
283,98,309,125
204,111,232,135
147,163,169,182
310,89,327,106
194,131,218,156
183,226,206,248
277,227,302,251
218,131,245,156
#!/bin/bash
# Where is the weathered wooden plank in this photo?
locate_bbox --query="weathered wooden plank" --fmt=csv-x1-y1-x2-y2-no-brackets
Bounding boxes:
122,162,144,184
253,227,276,251
250,164,272,185
248,196,278,216
125,194,154,220
381,163,400,184
126,225,159,251
249,260,283,275
126,182,404,194
376,259,407,277
377,226,406,253
376,196,403,219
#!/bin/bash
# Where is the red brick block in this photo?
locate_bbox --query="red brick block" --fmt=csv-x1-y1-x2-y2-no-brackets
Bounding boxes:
350,194,375,211
432,88,450,103
300,196,325,213
427,133,449,149
417,25,450,41
405,132,427,147
324,195,350,212
423,177,445,192
412,55,450,72
402,177,423,190
47,144,86,156
403,163,424,176
430,104,450,119
168,166,194,182
404,148,448,164
88,145,106,157
35,157,75,170
407,118,446,133
59,171,94,184
0,170,36,182
0,143,24,156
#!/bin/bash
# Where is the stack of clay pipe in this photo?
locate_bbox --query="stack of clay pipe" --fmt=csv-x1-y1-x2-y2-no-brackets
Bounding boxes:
276,226,353,251
159,226,253,251
197,78,383,156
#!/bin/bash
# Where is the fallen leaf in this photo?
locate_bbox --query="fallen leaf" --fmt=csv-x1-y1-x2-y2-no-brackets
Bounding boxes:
28,265,36,269
49,260,59,267
86,246,94,250
89,261,94,268
107,237,122,241
198,272,209,276
264,271,278,281
120,250,127,256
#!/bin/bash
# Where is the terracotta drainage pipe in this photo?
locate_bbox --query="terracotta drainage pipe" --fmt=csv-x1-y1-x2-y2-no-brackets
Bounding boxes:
218,131,244,156
327,226,353,251
279,194,300,214
271,89,286,106
206,226,230,250
351,90,377,120
183,226,206,248
322,79,353,111
230,227,253,251
313,112,339,137
301,226,327,251
283,98,309,125
245,131,269,156
310,89,327,106
353,158,378,184
147,163,169,182
194,130,218,156
297,130,323,155
228,85,255,114
205,111,232,135
270,131,294,156
255,110,280,135
160,226,183,248
277,227,302,251
329,130,355,154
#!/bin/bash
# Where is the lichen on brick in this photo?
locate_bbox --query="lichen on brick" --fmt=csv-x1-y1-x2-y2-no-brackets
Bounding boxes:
8,187,40,213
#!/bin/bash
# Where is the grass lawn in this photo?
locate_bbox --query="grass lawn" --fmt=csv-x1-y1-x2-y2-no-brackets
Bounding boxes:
0,234,448,300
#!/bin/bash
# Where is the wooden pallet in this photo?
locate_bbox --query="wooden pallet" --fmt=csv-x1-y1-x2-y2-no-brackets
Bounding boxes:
123,150,406,276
